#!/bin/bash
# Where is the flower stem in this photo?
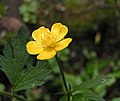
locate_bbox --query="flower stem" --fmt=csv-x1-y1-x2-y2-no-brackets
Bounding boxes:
0,91,27,101
55,55,70,101
55,55,68,91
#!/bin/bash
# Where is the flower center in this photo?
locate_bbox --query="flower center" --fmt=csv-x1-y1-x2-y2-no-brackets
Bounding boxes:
41,32,55,49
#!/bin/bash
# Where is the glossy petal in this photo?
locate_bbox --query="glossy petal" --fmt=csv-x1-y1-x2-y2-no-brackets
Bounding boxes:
55,38,72,51
26,41,43,54
26,23,72,60
51,23,68,42
32,26,49,42
37,50,56,60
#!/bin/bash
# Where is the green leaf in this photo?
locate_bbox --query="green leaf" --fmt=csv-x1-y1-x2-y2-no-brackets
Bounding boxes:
73,94,85,101
0,26,50,92
13,61,50,91
0,26,29,84
73,76,111,91
73,91,105,101
83,91,105,101
109,71,120,78
11,26,29,67
59,95,67,101
0,55,24,84
112,97,120,101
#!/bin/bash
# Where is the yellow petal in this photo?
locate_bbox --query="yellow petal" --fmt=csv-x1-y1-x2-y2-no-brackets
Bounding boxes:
51,23,68,42
37,50,56,60
55,38,72,51
26,41,43,54
32,26,49,42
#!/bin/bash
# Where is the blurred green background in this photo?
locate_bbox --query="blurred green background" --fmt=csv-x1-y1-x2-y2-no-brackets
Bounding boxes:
0,0,120,101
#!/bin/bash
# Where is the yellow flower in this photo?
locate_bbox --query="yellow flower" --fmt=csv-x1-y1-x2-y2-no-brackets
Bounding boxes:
26,23,72,60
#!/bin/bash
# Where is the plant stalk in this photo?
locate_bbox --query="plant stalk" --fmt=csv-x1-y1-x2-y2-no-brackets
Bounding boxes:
55,55,70,101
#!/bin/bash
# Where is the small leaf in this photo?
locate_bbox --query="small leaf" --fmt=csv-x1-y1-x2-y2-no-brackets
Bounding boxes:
73,91,105,101
73,76,111,91
14,61,50,91
83,91,105,101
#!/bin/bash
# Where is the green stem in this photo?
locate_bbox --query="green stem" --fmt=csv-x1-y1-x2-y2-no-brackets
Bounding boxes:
55,55,70,101
55,55,68,91
0,91,27,101
12,89,15,101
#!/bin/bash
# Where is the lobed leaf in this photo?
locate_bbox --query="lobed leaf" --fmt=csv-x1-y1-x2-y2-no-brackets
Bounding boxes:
11,26,29,67
73,76,111,91
0,55,24,84
0,26,29,84
0,26,50,92
13,61,50,91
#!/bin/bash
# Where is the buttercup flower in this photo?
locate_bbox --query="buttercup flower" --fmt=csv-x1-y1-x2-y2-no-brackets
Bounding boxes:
26,23,72,60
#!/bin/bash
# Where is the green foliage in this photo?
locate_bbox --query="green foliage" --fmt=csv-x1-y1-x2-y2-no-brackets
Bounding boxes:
83,49,97,60
59,95,67,101
0,87,10,101
19,0,38,24
112,97,120,101
0,26,50,100
73,91,105,101
0,83,5,92
65,73,82,87
59,76,111,101
0,1,119,100
86,59,109,78
0,26,29,84
105,0,116,4
64,0,81,9
0,3,7,16
73,76,111,92
13,61,49,91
